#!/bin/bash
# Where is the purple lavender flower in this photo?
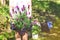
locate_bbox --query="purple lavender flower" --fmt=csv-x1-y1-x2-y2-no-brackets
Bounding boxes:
16,6,19,10
33,20,38,24
21,5,25,11
29,12,30,14
28,5,30,10
23,5,25,10
26,12,30,15
12,8,14,13
21,8,23,11
15,11,17,14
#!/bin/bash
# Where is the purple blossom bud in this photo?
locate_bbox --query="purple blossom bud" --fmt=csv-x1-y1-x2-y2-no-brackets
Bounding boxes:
26,12,30,15
21,5,25,11
15,11,17,14
29,12,30,14
12,8,14,13
33,20,38,24
23,5,25,10
28,5,30,10
16,6,19,10
21,8,24,11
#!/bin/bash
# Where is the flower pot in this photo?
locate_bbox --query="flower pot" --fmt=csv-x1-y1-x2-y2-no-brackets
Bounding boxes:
32,34,38,39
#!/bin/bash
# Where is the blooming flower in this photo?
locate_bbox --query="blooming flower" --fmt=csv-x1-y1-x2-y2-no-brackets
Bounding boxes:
33,20,38,24
16,6,19,10
15,11,17,14
29,12,30,14
21,8,24,11
21,5,25,11
12,8,14,13
23,5,25,10
26,12,30,15
28,5,30,10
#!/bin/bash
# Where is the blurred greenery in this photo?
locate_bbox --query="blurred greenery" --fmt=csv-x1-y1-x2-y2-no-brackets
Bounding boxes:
32,1,60,27
0,1,15,40
32,25,41,34
32,0,60,40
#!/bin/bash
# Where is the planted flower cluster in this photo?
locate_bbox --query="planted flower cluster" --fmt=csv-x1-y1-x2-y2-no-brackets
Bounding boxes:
10,5,32,30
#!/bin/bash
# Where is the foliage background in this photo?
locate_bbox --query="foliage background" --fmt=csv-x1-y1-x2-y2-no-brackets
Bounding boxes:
32,0,60,40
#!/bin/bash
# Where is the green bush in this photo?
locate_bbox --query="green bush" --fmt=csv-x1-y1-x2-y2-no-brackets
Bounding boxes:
32,25,41,34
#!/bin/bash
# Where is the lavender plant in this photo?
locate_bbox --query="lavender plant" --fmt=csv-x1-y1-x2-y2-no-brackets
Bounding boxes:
11,5,32,30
